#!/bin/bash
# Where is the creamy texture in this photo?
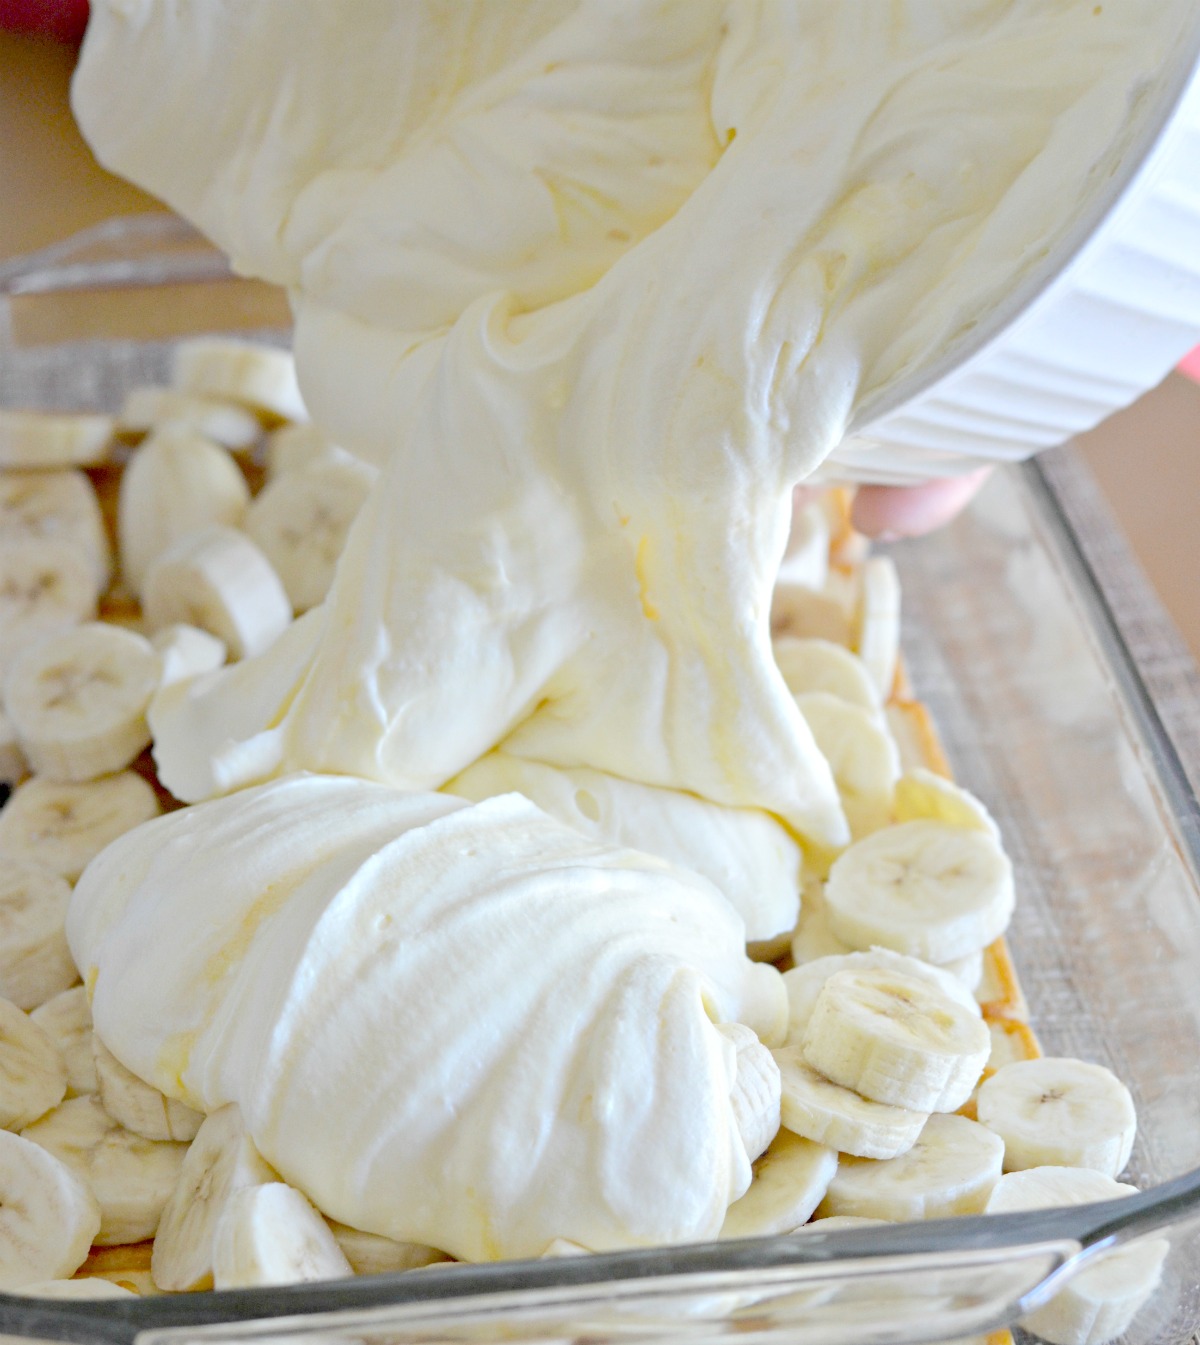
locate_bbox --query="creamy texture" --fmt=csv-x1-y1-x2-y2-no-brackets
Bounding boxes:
66,776,785,1260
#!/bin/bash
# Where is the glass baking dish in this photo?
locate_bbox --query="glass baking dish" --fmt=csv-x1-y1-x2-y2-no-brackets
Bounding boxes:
3,218,1200,1345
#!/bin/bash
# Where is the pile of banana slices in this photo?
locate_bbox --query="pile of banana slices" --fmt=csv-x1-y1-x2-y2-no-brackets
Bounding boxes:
0,343,1169,1344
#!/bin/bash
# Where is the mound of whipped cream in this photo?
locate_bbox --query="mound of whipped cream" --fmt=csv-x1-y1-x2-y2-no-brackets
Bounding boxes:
68,0,1187,1259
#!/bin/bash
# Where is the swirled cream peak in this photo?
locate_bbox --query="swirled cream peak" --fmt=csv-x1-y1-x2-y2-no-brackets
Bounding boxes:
67,776,786,1260
74,0,1184,844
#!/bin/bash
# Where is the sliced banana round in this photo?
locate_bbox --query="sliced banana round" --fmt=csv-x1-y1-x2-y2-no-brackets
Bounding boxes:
801,968,990,1114
795,692,899,839
326,1221,451,1276
893,767,1001,841
790,877,854,966
243,455,375,612
142,525,292,660
776,501,830,591
30,988,96,1097
941,947,984,993
0,537,101,676
773,637,880,713
0,470,110,592
152,1103,279,1292
172,339,306,424
265,423,339,481
150,623,227,688
783,949,980,1039
92,1038,202,1143
986,1167,1167,1345
717,1022,782,1164
116,386,261,453
0,771,160,883
976,1058,1136,1178
0,710,27,785
771,581,853,647
117,427,251,599
212,1183,353,1289
0,858,76,1011
852,555,901,700
719,1129,838,1239
773,1039,927,1160
0,998,67,1131
0,410,114,470
21,1094,188,1246
0,1129,100,1289
825,820,1014,964
818,1113,1003,1222
11,1277,136,1298
4,623,161,783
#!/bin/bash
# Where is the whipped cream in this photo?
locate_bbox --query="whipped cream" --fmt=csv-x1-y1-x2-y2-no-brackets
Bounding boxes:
67,776,785,1259
69,0,1187,1259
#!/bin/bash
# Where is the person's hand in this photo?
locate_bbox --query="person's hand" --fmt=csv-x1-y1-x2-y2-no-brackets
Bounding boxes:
850,469,992,540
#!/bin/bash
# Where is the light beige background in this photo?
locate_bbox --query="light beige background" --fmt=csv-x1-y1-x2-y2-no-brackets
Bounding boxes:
2,32,1197,659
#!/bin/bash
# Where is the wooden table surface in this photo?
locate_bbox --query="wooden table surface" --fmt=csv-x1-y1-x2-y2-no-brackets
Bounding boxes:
2,31,1197,661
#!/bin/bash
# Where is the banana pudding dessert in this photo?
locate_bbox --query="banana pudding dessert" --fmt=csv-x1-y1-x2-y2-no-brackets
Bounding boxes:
0,2,1185,1341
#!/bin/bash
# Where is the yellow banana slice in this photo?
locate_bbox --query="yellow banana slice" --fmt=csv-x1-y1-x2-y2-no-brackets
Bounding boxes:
771,580,854,647
795,691,899,839
0,411,114,470
976,1058,1136,1177
773,637,880,713
825,820,1014,963
30,988,96,1098
172,339,306,424
0,1130,100,1289
818,1113,1004,1222
893,767,1001,840
116,387,261,453
117,428,251,598
150,622,227,687
325,1221,451,1275
852,555,901,699
0,470,110,592
0,859,76,1011
264,422,339,480
717,1022,782,1163
0,998,68,1131
211,1183,353,1288
21,1095,188,1246
4,623,161,782
719,1130,838,1239
0,771,160,882
801,968,990,1114
92,1038,202,1143
142,525,292,660
152,1103,280,1292
0,537,101,677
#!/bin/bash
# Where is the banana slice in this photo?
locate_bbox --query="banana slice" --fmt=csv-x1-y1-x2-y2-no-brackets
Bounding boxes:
12,1277,136,1298
825,821,1014,964
117,427,251,598
771,581,854,647
0,859,76,1011
717,1022,782,1163
795,692,899,839
325,1221,451,1276
150,623,227,687
790,877,854,965
0,470,110,592
976,1059,1136,1178
719,1129,838,1239
172,339,306,424
783,949,981,1039
986,1167,1167,1345
0,1130,100,1289
265,423,339,481
0,771,160,882
0,411,114,470
4,623,161,783
152,1103,279,1291
773,1039,928,1160
893,767,1001,841
773,637,880,713
0,999,67,1130
0,710,27,785
116,387,261,453
211,1183,353,1288
92,1038,202,1143
801,968,990,1113
21,1095,188,1246
142,525,292,660
852,555,901,699
0,537,101,676
243,455,375,612
776,501,830,591
30,989,96,1097
818,1113,1003,1222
